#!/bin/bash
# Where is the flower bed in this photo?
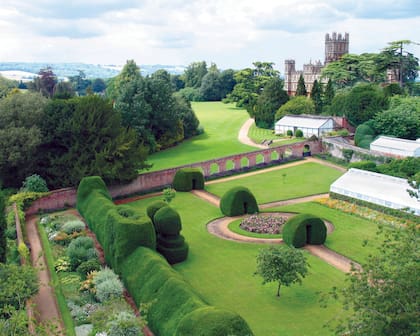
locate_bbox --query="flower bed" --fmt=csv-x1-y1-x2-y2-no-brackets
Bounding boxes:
239,214,287,234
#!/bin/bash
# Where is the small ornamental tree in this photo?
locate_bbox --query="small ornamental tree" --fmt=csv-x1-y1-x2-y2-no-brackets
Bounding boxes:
255,246,308,297
295,129,303,138
22,174,49,192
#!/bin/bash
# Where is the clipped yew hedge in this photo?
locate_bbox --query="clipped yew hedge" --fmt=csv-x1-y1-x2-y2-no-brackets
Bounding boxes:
76,176,156,272
219,186,259,216
173,168,205,191
283,213,326,248
146,200,168,221
121,247,253,336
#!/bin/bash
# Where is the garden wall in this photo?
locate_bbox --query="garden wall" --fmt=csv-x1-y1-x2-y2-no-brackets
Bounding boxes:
322,137,392,164
26,139,322,215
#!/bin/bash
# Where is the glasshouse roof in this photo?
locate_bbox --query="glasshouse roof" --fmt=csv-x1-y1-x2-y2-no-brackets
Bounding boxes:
330,168,420,216
275,115,333,129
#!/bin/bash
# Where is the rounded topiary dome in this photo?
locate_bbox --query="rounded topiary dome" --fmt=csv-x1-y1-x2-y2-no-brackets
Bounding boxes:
154,206,182,236
173,168,205,192
219,186,259,217
282,213,327,248
147,201,168,221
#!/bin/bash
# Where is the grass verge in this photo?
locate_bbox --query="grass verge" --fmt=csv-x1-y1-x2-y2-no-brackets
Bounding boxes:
37,222,76,336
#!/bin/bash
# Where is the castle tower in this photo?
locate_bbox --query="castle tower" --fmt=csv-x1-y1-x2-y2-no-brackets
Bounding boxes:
284,60,296,95
324,32,349,65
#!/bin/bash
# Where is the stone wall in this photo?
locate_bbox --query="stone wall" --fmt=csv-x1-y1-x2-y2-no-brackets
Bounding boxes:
26,139,322,215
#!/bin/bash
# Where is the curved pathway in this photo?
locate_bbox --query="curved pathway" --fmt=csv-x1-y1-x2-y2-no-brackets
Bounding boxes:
238,118,267,149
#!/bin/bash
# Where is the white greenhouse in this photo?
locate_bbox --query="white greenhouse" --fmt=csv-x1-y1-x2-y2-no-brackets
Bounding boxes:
330,168,420,216
370,136,420,157
275,115,335,138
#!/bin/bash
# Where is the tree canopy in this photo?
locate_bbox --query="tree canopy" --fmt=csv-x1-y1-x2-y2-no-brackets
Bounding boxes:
275,96,315,121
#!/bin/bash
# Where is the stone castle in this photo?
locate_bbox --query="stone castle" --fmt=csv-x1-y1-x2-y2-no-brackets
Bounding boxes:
284,32,349,95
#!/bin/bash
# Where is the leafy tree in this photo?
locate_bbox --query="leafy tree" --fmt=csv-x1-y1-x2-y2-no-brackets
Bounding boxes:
91,78,106,93
295,74,307,96
21,174,49,192
29,67,57,97
310,79,323,114
175,87,203,102
173,95,199,138
184,61,208,88
219,69,236,99
199,68,223,101
0,264,39,312
226,62,279,115
53,81,75,99
330,223,419,335
107,60,141,100
373,96,420,140
253,77,288,128
323,79,335,107
0,92,47,187
170,74,185,92
255,246,308,297
0,191,6,263
0,75,17,99
330,84,388,126
275,96,315,120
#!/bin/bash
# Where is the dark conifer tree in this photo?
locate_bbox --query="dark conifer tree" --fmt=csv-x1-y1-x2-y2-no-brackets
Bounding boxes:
296,74,307,96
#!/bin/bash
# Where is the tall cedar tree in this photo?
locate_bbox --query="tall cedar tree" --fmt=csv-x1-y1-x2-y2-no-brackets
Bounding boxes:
0,191,6,263
310,79,323,114
295,74,307,96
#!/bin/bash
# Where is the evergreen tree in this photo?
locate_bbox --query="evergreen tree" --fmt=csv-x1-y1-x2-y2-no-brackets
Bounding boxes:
295,74,307,96
310,79,323,114
323,79,335,106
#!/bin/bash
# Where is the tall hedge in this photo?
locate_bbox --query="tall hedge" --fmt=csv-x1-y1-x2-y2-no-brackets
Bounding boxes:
282,213,326,248
219,186,259,216
121,247,253,336
76,176,156,272
173,168,205,191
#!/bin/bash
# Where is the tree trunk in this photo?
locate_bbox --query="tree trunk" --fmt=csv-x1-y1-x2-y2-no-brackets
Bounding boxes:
277,282,281,297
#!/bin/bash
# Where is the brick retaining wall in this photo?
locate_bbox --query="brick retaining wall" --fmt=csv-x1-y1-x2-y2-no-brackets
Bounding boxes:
26,139,322,214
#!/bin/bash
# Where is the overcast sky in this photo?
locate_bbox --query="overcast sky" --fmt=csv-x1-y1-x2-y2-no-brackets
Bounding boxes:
1,0,419,72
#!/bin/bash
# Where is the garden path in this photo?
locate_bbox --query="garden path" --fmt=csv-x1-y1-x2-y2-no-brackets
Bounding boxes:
26,215,64,335
238,118,267,149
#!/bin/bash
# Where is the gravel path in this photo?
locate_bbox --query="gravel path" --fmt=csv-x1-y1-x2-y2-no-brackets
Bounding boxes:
26,215,64,335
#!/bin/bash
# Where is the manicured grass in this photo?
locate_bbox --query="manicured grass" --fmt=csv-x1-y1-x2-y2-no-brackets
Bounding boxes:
37,222,76,336
228,218,282,239
267,202,381,264
146,102,256,172
206,162,343,204
127,193,347,336
248,123,304,147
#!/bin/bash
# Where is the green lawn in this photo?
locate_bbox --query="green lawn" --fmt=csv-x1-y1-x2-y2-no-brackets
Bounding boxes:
146,102,256,172
127,193,347,336
206,162,343,204
267,202,381,264
248,123,304,147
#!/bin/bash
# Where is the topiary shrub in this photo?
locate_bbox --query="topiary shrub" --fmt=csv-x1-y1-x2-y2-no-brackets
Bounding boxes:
219,186,259,217
282,214,327,248
175,306,254,336
173,168,205,192
286,130,293,137
146,201,169,222
153,206,188,264
295,129,303,138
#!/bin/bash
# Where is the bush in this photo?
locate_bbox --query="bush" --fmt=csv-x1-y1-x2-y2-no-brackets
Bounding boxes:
283,214,327,248
286,130,293,137
219,186,259,216
66,236,97,270
107,311,142,336
354,122,376,147
95,277,124,303
348,161,377,172
93,267,119,287
146,201,168,221
77,259,101,278
21,174,49,192
175,306,254,336
154,207,182,236
295,129,303,138
172,168,205,192
61,220,85,234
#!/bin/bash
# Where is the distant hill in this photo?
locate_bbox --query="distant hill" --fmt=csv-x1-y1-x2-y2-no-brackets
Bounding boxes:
0,62,186,80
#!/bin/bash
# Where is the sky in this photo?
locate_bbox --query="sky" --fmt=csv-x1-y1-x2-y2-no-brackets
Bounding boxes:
1,0,419,72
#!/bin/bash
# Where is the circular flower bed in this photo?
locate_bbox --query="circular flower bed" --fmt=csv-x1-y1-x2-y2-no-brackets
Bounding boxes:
239,214,287,234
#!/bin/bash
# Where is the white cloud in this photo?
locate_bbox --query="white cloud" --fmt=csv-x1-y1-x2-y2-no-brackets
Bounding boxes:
0,0,419,70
